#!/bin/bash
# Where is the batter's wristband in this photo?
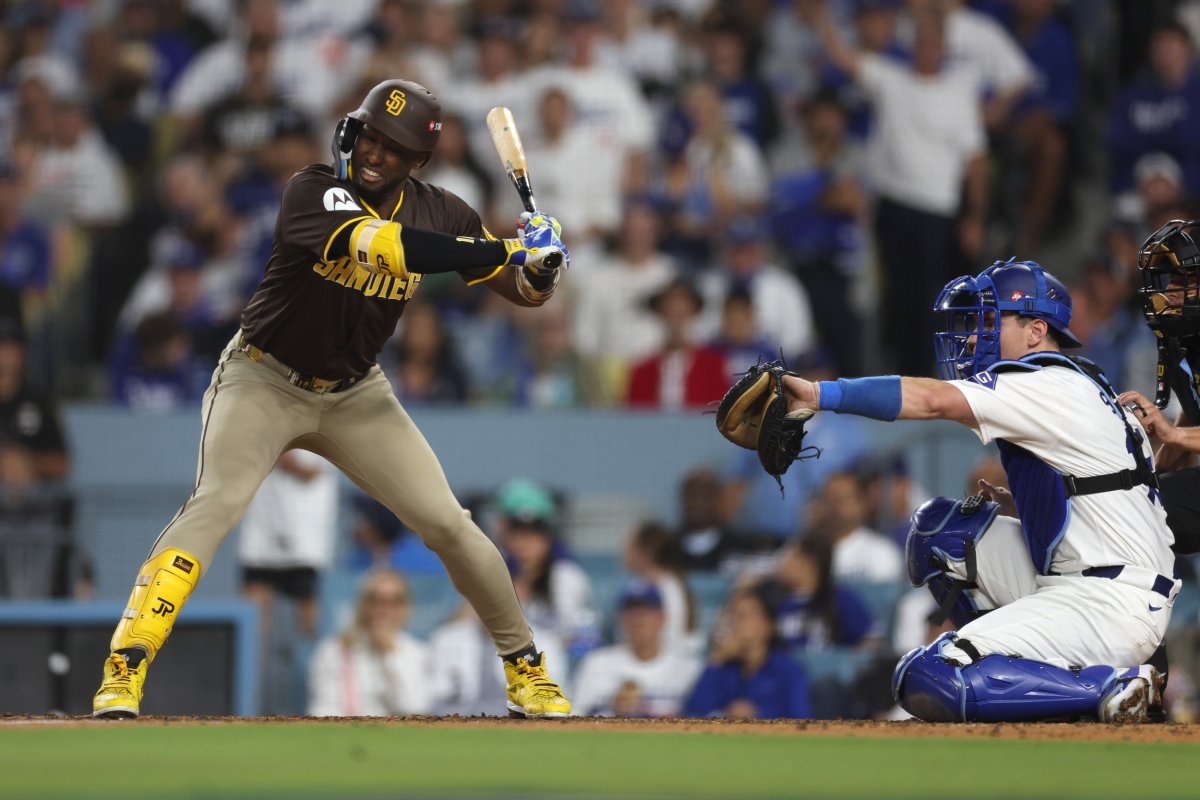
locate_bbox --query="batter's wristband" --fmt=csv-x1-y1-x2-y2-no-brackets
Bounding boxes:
818,376,902,421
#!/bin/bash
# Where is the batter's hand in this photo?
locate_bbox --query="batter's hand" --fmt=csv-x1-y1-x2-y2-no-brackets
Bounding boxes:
781,374,820,418
504,211,570,275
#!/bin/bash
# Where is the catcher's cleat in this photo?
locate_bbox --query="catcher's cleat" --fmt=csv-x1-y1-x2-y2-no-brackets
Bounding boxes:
93,652,147,719
1098,665,1160,724
504,652,571,718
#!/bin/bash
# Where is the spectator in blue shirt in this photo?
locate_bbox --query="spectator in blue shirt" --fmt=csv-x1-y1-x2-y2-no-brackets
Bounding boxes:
699,8,780,152
110,312,200,411
683,583,812,719
992,0,1079,256
774,534,879,651
1109,21,1200,198
768,90,867,375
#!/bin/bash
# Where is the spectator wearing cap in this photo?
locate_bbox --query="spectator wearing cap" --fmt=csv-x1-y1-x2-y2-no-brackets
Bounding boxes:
110,311,200,411
495,478,594,645
571,581,703,717
816,5,987,376
623,522,701,657
684,583,812,719
1109,21,1200,199
308,568,433,717
0,319,69,482
697,216,815,364
625,277,728,410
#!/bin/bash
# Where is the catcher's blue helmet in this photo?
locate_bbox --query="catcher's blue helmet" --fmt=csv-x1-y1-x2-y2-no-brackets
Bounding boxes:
933,259,1081,380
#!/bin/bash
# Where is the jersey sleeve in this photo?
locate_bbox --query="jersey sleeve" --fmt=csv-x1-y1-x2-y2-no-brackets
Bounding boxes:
277,169,373,262
951,371,1062,447
436,190,504,285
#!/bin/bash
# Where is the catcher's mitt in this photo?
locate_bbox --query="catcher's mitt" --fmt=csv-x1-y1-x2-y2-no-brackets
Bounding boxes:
714,360,819,492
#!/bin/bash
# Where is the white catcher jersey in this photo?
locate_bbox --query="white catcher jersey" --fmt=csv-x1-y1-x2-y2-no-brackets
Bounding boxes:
952,358,1174,577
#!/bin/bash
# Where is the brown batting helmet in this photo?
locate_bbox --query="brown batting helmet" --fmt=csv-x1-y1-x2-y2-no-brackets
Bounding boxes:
331,79,443,179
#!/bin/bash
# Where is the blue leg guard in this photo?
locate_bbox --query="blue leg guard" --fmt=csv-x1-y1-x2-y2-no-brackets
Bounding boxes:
893,633,1120,722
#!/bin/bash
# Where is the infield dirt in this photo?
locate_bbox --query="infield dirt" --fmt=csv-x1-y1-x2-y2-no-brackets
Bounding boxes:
2,714,1198,743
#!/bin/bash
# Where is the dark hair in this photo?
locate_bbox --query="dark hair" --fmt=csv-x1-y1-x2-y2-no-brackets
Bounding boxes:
630,521,697,631
736,580,785,651
789,533,840,644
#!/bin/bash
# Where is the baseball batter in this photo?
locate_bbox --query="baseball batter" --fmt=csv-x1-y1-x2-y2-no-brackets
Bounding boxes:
93,79,572,719
781,259,1176,723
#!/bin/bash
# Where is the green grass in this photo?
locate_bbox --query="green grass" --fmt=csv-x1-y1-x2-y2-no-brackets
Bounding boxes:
1,723,1196,799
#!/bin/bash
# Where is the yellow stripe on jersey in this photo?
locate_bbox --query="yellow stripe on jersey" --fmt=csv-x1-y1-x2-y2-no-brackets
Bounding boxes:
349,218,408,280
324,215,372,262
465,225,506,286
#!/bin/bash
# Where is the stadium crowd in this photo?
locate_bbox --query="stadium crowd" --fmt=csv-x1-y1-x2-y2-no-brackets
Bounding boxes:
3,0,1200,719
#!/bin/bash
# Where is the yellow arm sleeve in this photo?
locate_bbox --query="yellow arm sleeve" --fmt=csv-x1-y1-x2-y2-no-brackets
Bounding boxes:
349,218,409,280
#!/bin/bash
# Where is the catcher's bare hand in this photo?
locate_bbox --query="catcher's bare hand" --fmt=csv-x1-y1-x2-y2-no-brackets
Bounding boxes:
782,374,820,417
976,479,1017,517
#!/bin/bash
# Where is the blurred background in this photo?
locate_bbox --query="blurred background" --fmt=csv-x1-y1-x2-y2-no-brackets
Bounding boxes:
1,0,1199,721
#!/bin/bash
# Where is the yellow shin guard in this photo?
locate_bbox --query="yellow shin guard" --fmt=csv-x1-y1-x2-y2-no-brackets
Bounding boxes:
110,548,202,662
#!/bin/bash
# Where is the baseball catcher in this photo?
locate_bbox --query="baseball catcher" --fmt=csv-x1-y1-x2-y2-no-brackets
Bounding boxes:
715,360,818,491
742,259,1175,723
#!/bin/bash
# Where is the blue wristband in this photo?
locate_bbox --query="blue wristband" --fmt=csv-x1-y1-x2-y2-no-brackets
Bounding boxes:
818,377,902,421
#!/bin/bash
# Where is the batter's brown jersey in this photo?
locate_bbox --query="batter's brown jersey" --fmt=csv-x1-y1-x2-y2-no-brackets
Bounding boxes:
240,164,500,380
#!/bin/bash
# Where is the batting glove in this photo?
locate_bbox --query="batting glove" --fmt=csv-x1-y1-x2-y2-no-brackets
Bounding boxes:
503,211,569,275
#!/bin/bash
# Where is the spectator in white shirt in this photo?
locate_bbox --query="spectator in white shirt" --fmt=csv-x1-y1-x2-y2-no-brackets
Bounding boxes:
528,85,622,245
809,470,904,584
26,95,129,226
570,200,678,399
572,582,703,717
308,569,432,717
817,5,987,377
623,522,702,657
697,217,815,362
495,478,594,647
665,80,770,256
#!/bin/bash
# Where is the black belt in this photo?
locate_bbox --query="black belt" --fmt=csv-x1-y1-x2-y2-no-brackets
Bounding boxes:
1082,565,1175,597
237,334,362,395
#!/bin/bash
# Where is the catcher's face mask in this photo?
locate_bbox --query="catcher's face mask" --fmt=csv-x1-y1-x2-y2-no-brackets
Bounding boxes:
1138,219,1200,339
933,274,1000,380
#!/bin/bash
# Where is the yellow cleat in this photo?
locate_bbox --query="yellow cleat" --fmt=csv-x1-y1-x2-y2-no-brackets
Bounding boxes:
504,652,571,718
93,653,147,719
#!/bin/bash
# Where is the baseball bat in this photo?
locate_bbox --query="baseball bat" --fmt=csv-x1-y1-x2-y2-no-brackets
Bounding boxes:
485,106,562,269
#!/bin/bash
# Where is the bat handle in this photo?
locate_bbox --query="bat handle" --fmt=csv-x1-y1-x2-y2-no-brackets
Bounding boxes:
513,174,537,214
542,252,563,269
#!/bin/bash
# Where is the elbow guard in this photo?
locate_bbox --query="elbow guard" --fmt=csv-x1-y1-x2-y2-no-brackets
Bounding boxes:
349,218,409,280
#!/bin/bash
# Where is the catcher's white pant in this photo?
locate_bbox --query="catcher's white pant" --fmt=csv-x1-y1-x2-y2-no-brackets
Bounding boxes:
943,516,1179,669
151,335,534,655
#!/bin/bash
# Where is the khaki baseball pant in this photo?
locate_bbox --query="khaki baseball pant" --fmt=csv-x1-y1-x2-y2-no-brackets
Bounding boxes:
150,335,532,655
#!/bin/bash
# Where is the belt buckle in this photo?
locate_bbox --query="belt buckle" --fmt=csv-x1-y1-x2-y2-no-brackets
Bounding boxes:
287,370,322,393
